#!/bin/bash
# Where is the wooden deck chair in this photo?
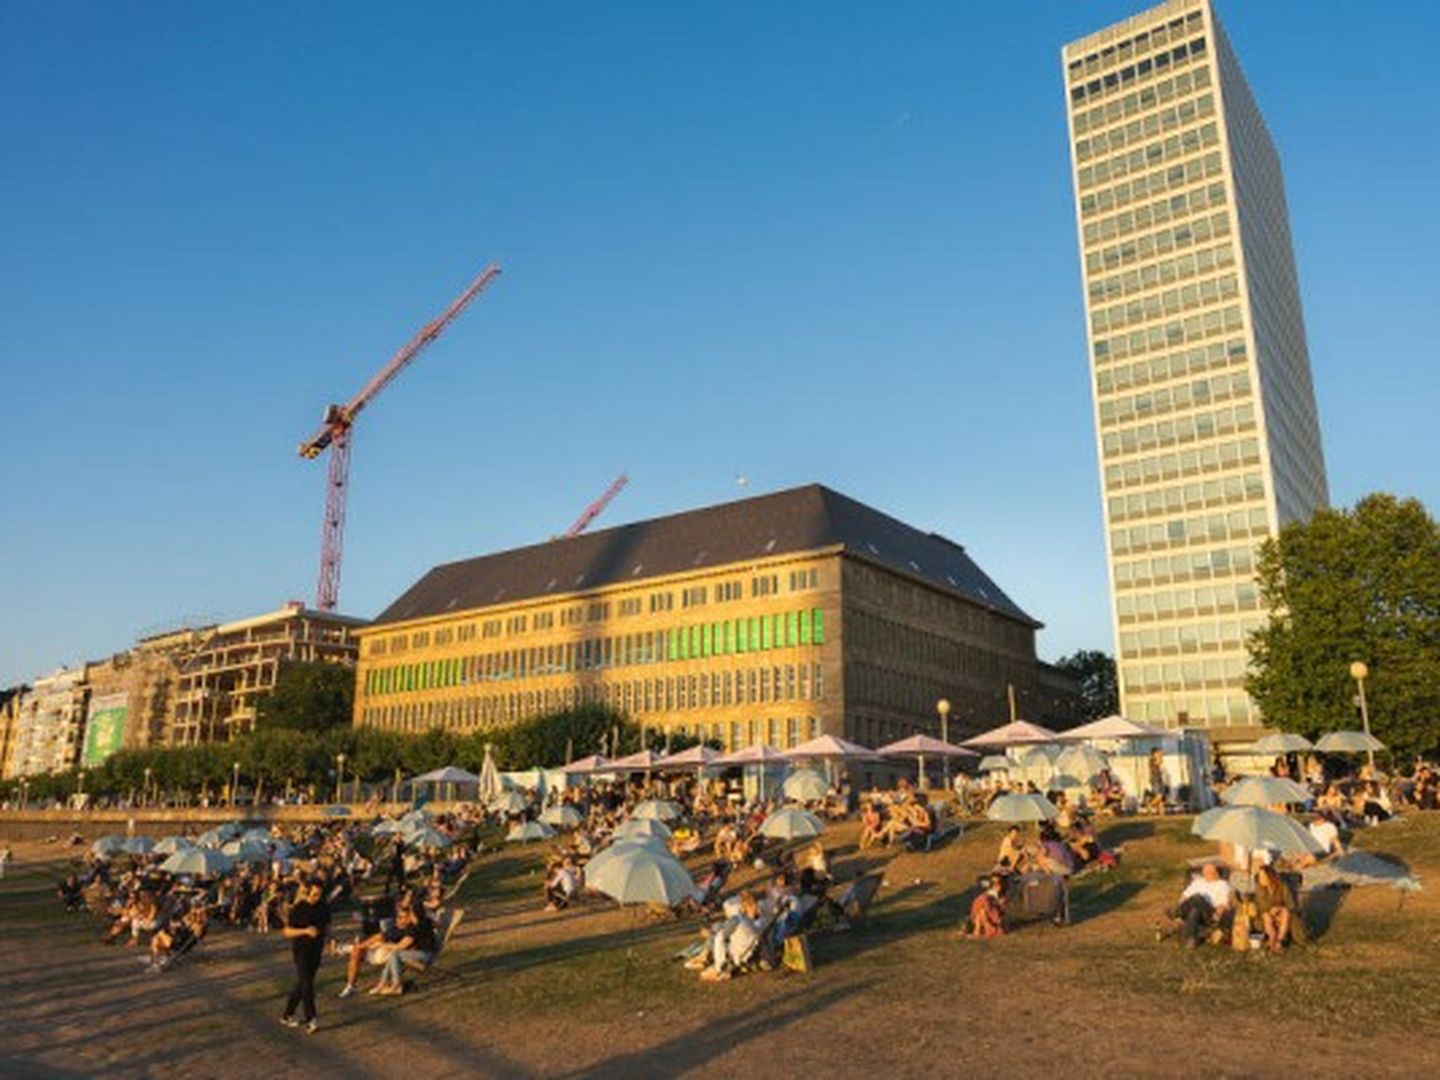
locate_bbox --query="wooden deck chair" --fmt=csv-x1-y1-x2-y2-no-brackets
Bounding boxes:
403,907,465,988
834,873,882,927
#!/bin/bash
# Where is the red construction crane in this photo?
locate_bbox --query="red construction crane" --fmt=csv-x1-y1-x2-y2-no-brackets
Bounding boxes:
299,263,502,611
564,473,629,537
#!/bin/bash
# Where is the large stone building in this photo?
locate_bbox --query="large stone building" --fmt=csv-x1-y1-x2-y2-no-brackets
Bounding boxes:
170,603,367,745
1062,0,1328,739
81,626,212,758
353,485,1077,748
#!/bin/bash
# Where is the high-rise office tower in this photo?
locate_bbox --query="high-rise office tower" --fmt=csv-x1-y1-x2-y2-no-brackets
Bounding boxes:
1061,0,1328,737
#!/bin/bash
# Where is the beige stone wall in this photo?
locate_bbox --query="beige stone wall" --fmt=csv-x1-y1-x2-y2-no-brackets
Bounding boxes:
354,550,843,750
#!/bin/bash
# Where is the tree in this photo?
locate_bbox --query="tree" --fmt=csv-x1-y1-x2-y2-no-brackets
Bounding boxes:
1053,649,1119,722
254,661,355,734
1248,494,1440,761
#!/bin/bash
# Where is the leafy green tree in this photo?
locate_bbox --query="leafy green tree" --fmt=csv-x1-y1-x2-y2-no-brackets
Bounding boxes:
1248,494,1440,760
254,661,355,734
1053,649,1120,722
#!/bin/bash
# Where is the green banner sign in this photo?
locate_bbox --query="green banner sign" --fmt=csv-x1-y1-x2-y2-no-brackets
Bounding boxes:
83,695,128,766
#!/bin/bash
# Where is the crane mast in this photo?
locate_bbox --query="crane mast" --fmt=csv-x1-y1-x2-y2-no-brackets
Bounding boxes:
564,474,629,537
300,263,501,611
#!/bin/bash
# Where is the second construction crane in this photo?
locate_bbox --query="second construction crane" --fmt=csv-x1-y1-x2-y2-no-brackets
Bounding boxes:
299,263,502,611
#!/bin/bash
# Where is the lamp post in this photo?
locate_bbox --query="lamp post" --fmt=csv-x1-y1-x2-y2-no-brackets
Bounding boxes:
77,769,86,797
1349,661,1376,768
937,698,953,790
143,766,152,808
20,777,30,810
231,761,240,807
335,753,347,804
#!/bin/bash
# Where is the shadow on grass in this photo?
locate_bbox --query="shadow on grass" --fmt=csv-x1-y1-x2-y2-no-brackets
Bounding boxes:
1301,887,1348,941
1099,820,1157,847
563,978,876,1079
1069,878,1147,925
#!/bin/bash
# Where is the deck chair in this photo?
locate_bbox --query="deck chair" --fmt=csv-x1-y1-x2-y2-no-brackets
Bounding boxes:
832,874,882,927
401,907,465,988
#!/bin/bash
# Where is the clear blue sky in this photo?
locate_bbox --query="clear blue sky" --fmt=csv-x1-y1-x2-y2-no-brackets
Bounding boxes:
2,1,1436,685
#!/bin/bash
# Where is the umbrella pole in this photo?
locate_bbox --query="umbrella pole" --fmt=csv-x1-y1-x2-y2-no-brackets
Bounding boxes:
918,754,927,792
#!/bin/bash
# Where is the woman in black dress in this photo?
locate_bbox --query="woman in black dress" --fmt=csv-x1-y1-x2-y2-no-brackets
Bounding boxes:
281,879,330,1033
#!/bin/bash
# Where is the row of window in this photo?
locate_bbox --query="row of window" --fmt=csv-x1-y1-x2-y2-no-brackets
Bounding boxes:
1100,368,1250,430
1096,299,1244,367
1114,544,1257,592
1092,271,1240,338
1073,62,1213,148
1111,505,1270,558
1094,330,1244,402
1091,243,1236,320
1126,692,1256,728
368,573,823,657
1084,177,1225,257
1108,470,1265,525
1082,148,1224,236
363,609,827,697
1104,400,1257,464
1076,92,1214,166
1068,10,1206,84
1070,34,1209,106
1079,113,1220,194
846,609,1025,681
1121,620,1256,661
1117,579,1261,625
1086,205,1231,282
358,666,827,735
1102,434,1260,484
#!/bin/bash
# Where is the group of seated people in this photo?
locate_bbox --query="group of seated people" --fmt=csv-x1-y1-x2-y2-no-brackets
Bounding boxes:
337,886,442,997
858,786,938,851
1164,860,1300,952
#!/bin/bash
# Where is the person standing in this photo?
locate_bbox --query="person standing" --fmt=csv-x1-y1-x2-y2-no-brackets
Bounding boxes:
281,879,330,1033
0,843,11,879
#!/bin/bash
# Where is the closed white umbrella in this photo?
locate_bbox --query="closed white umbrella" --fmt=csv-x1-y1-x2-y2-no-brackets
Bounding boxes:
759,807,825,841
540,804,583,829
781,769,830,803
1315,731,1385,754
1193,806,1323,856
506,821,556,843
587,847,696,907
159,848,234,877
613,818,672,842
1222,776,1312,807
479,744,503,804
986,793,1060,822
632,799,682,822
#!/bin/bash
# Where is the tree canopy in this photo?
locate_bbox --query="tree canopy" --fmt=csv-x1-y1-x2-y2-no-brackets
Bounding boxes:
1247,493,1440,760
1053,649,1119,722
254,660,355,733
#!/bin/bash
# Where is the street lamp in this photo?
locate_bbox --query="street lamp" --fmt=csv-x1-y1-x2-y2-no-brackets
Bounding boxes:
20,777,30,810
231,761,240,807
936,698,953,789
77,769,86,797
1349,661,1376,768
143,766,152,808
335,753,347,804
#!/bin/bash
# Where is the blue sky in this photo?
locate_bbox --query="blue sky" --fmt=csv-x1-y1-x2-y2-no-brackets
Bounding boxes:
2,1,1437,685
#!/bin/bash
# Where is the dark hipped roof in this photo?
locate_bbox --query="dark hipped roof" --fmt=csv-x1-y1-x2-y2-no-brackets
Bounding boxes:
374,484,1039,628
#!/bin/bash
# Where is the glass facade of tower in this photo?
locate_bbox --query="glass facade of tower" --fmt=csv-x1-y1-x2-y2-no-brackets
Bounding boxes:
1062,0,1328,733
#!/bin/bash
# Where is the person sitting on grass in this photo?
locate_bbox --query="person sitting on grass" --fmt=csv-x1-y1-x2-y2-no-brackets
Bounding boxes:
1253,864,1296,953
858,801,885,850
148,904,208,970
1165,862,1234,948
543,856,581,912
695,890,766,982
58,874,86,912
996,825,1029,873
370,902,438,996
966,875,1006,939
899,795,936,851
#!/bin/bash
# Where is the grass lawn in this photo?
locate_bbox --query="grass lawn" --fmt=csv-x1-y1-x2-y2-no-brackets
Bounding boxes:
1,812,1436,1078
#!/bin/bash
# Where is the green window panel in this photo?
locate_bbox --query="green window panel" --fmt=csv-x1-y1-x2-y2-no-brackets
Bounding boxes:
813,609,825,643
799,609,812,645
690,624,702,657
735,619,747,653
749,617,761,651
679,626,690,661
787,610,800,646
702,623,713,657
722,622,732,654
668,629,679,661
761,616,773,650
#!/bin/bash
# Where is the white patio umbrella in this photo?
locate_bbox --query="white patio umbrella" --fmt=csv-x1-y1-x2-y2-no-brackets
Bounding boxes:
561,754,611,776
121,836,156,856
587,847,696,907
661,745,720,769
784,734,880,762
986,793,1060,822
1016,745,1061,771
632,799,682,822
221,840,272,863
584,837,668,878
195,828,227,849
759,807,825,841
159,848,234,877
716,744,790,800
962,720,1059,749
372,818,405,836
1057,715,1167,741
1192,806,1323,856
540,804,583,829
1315,731,1386,754
977,755,1013,773
403,825,453,849
877,733,978,790
1046,773,1086,792
608,749,670,773
506,820,556,843
613,818,672,842
240,827,273,844
490,791,529,815
1253,732,1313,754
92,835,128,857
1054,745,1110,782
1222,776,1312,807
781,769,830,803
153,836,194,856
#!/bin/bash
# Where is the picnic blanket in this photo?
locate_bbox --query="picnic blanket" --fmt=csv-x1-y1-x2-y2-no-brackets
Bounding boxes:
1302,852,1421,893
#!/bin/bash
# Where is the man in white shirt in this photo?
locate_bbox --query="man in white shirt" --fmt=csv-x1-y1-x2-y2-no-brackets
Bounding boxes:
1309,816,1343,858
1172,862,1235,948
